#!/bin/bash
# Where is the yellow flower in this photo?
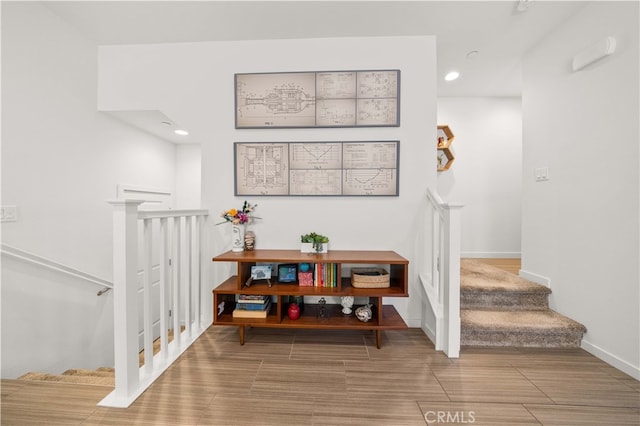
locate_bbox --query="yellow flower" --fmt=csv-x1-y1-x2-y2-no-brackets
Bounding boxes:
228,208,237,216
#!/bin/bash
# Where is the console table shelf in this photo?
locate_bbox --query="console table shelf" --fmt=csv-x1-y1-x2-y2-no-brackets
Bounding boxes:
212,249,409,348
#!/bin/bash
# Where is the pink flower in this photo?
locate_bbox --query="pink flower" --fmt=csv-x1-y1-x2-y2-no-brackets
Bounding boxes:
217,201,259,225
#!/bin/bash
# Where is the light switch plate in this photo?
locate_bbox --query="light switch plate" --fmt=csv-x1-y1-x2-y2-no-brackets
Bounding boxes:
1,206,18,222
535,167,549,182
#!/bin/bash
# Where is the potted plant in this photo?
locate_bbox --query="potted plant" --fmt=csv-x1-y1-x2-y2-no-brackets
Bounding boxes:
300,232,329,253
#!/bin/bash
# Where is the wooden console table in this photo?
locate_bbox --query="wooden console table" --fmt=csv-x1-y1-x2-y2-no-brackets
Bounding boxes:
212,249,409,348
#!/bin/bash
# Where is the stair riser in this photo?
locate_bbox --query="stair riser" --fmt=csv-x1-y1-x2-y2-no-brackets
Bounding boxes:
461,292,549,310
461,331,584,348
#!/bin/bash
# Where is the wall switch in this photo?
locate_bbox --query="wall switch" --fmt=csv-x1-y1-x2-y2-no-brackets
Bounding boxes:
0,205,18,222
535,167,549,182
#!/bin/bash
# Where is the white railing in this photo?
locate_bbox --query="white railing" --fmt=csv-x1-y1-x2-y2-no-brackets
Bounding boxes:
99,200,209,408
418,188,463,358
0,243,113,296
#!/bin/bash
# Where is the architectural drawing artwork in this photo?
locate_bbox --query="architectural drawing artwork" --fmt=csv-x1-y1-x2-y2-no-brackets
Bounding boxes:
315,99,356,126
290,169,343,195
235,141,399,196
235,143,290,195
236,72,316,128
290,142,342,170
357,98,398,126
342,141,398,195
235,70,400,128
343,169,397,196
357,70,398,98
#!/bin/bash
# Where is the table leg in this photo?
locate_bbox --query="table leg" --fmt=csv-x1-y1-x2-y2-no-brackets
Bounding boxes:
376,330,382,349
239,326,245,345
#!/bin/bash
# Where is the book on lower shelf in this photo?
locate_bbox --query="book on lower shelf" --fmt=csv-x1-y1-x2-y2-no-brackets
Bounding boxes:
237,294,270,303
233,296,271,318
236,294,270,310
232,307,270,318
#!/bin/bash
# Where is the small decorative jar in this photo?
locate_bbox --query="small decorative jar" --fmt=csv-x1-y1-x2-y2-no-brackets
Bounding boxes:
244,230,256,251
288,303,301,320
340,295,354,315
355,304,373,322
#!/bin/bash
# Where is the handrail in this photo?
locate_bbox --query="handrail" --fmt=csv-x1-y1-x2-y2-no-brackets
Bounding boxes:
138,209,208,220
426,187,445,213
1,243,113,296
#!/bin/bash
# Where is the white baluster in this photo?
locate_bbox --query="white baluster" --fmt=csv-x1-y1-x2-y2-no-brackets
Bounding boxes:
193,216,202,329
184,216,193,336
159,217,170,359
142,218,154,373
172,217,181,346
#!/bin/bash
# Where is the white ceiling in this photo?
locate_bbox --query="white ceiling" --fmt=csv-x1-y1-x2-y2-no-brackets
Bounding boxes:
42,0,588,142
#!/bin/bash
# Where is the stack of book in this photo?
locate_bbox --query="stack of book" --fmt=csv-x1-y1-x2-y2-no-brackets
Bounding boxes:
233,295,272,318
313,263,338,287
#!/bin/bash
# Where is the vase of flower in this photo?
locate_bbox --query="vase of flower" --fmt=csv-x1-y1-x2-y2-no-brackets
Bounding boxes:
217,200,259,252
231,224,245,252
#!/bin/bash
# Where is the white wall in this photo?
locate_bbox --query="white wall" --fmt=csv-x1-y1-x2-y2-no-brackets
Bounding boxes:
175,144,202,209
437,97,522,258
522,2,639,379
98,35,438,327
1,3,179,378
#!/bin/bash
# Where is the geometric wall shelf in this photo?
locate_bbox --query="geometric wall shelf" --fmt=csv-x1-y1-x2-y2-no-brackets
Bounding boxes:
437,124,455,171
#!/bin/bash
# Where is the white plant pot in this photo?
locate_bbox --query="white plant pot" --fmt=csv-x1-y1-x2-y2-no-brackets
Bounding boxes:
300,242,328,254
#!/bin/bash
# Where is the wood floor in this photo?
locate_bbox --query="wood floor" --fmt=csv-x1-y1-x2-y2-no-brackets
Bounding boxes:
471,258,521,275
2,327,638,425
2,259,639,425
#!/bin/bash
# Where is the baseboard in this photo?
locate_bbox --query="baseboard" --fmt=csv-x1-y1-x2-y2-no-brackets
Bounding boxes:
407,318,422,328
581,339,640,380
419,319,436,346
461,252,521,259
519,269,551,288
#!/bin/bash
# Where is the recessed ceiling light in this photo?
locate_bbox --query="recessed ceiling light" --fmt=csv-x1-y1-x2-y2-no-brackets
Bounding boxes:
516,0,532,13
174,129,189,136
444,71,460,81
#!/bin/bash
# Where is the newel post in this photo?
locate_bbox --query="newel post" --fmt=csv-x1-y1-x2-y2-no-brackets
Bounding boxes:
107,200,144,403
442,202,464,358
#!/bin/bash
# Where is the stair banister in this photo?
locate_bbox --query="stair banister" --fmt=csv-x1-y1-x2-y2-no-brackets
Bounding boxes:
100,200,209,408
420,188,463,358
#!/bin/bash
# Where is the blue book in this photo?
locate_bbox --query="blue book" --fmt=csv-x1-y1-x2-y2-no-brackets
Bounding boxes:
236,299,271,311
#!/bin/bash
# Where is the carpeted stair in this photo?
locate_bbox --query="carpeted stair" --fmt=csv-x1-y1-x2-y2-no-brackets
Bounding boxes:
460,259,587,348
18,328,182,385
18,367,115,386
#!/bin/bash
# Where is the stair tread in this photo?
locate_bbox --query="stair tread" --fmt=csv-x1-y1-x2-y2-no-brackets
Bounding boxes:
62,368,114,377
461,309,587,334
18,371,114,386
461,259,550,294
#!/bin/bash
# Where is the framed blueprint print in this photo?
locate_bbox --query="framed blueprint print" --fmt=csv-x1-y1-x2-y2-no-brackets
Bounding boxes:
234,70,400,128
234,141,399,196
